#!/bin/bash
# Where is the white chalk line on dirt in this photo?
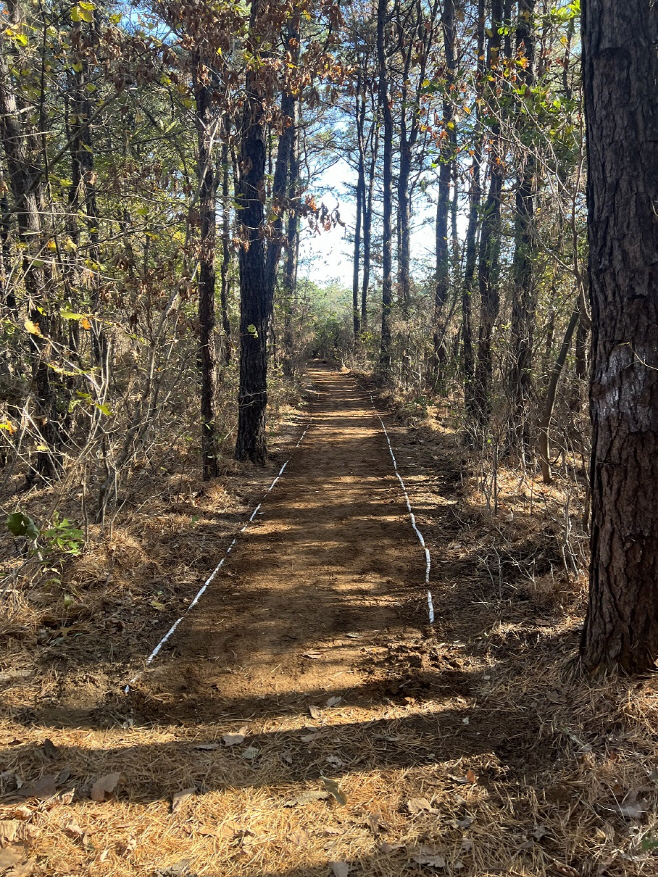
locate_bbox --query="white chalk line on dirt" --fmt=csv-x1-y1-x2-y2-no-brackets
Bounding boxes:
124,425,310,692
369,394,434,624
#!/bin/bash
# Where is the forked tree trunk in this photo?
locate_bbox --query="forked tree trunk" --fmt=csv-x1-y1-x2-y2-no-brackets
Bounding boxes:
580,1,658,674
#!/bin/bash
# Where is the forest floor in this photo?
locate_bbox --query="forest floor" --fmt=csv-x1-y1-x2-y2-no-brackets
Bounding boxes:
1,364,658,877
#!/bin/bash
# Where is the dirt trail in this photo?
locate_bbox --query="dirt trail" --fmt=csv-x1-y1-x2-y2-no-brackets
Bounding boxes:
143,365,425,717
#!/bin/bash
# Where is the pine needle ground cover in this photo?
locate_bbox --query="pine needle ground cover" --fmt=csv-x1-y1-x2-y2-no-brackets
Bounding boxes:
0,368,656,877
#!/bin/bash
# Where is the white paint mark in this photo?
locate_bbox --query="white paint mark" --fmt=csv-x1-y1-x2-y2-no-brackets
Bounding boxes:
370,393,434,622
124,420,312,692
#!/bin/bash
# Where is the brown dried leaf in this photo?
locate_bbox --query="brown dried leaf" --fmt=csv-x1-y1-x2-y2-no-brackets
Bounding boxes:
466,769,477,784
171,788,195,813
378,841,403,853
42,739,58,760
19,776,57,800
331,863,350,877
0,844,26,869
549,860,581,877
64,821,85,840
90,772,121,802
409,846,446,868
284,790,329,807
220,734,244,747
0,821,20,845
322,776,347,805
194,743,221,751
406,797,436,815
367,813,389,834
308,705,321,720
289,828,309,846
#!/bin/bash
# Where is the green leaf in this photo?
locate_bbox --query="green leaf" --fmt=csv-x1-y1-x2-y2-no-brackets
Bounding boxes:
247,324,258,338
7,512,39,540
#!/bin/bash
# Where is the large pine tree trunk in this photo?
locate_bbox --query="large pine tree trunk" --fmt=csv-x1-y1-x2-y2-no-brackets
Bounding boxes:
235,0,268,464
580,1,658,674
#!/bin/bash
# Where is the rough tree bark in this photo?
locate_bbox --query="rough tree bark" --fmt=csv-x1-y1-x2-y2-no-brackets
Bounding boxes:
580,1,658,674
235,0,269,464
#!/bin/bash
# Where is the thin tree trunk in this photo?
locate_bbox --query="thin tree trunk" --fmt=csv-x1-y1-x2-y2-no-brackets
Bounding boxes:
471,0,503,432
194,51,219,480
0,25,60,480
361,124,378,329
508,0,537,452
397,140,412,316
433,0,455,366
219,138,232,366
377,0,393,378
580,0,658,674
352,72,365,339
283,118,299,376
462,0,485,423
538,302,579,484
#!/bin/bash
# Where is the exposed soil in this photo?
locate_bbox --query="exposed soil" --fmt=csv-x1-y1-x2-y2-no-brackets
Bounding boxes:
1,365,657,877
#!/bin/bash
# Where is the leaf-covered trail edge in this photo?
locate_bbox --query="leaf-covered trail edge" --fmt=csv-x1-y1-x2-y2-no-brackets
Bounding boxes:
1,365,657,877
